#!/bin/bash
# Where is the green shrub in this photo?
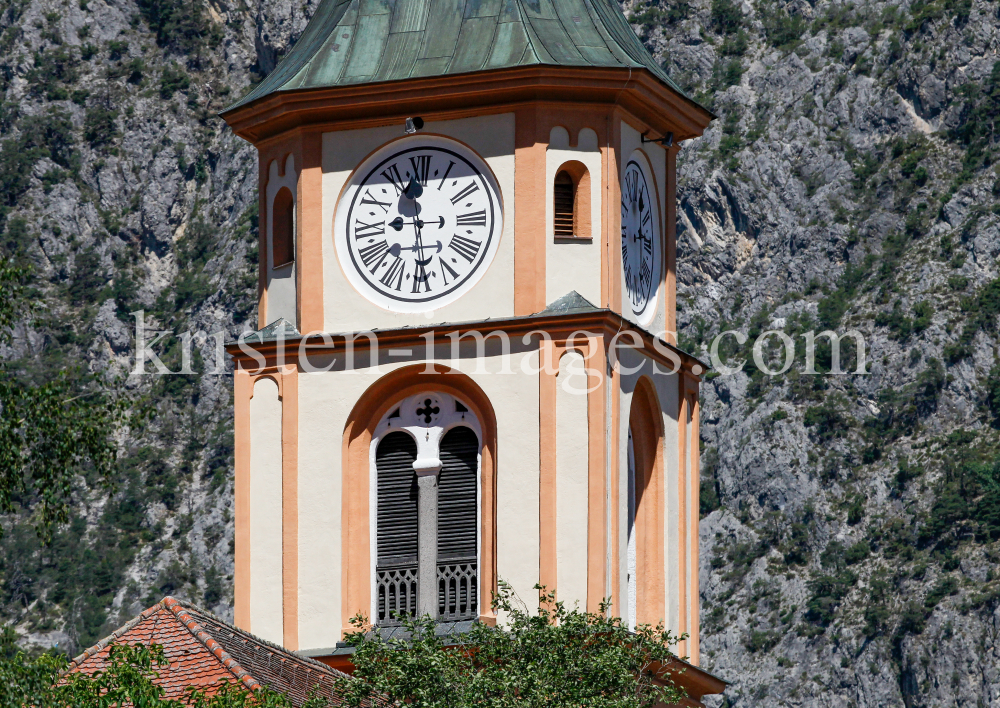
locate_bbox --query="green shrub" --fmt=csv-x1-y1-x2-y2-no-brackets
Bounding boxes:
844,540,870,565
805,570,857,625
136,0,222,53
83,105,119,147
711,0,743,34
945,277,1000,363
760,3,807,51
803,401,850,440
159,63,190,99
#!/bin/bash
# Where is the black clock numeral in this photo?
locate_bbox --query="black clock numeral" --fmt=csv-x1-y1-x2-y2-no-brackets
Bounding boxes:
450,182,480,205
380,257,405,290
439,256,460,286
623,260,634,290
355,219,385,238
381,164,405,195
438,161,455,190
409,155,431,186
412,261,432,293
641,211,651,230
361,190,392,213
643,235,653,255
358,240,390,272
639,259,652,291
449,235,481,263
456,210,487,227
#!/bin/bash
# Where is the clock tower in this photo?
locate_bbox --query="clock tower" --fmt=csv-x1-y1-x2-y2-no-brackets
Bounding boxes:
222,0,718,699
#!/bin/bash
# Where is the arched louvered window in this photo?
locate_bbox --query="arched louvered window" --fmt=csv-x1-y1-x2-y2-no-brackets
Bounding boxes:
375,431,418,626
437,426,479,621
554,170,575,238
272,187,294,268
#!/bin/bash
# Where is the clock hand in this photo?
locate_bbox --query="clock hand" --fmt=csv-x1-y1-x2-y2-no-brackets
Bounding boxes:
403,174,423,200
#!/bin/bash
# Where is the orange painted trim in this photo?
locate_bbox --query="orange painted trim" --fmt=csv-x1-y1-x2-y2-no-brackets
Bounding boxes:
608,355,620,614
514,107,547,315
234,370,252,630
297,132,324,333
281,365,299,651
257,155,269,330
628,376,666,628
664,146,679,344
606,114,623,313
586,336,606,613
538,338,558,596
222,67,713,146
341,365,499,636
676,376,689,659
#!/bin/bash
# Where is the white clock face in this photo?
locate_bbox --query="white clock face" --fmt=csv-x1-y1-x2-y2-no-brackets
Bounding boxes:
621,157,660,323
335,136,503,313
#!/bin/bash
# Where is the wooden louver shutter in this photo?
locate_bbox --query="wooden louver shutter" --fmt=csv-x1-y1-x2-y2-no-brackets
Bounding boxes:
437,426,478,620
272,187,295,267
553,171,575,237
375,431,418,624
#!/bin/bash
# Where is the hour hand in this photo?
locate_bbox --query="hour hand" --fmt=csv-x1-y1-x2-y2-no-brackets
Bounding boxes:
390,216,405,231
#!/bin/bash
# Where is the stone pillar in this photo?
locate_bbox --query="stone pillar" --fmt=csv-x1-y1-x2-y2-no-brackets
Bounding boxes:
415,459,441,619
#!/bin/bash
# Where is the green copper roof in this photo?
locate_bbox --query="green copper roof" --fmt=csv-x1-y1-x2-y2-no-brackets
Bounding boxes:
229,0,688,110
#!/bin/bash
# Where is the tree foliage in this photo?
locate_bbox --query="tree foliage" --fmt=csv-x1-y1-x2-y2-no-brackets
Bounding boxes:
0,257,131,540
333,583,688,708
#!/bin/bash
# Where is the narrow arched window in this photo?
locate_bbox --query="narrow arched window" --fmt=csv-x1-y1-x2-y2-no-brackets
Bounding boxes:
375,431,418,625
272,187,294,268
553,171,575,238
437,426,479,621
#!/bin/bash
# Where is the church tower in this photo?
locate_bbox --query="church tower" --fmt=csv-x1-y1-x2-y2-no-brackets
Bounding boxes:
221,0,716,695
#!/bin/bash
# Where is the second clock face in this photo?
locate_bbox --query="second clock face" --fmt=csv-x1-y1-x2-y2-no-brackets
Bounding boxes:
335,137,503,313
621,157,660,323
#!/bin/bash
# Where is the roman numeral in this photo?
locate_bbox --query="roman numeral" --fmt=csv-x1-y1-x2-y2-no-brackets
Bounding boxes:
412,261,431,293
455,210,486,227
623,260,634,289
643,235,653,255
380,257,405,290
439,257,460,286
361,190,391,213
409,155,431,186
450,182,480,205
381,164,405,195
449,235,481,263
639,259,651,290
355,219,385,238
641,211,651,229
438,161,455,190
358,240,389,272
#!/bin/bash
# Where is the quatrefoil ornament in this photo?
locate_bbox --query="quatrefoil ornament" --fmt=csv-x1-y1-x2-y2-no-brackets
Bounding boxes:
415,398,441,425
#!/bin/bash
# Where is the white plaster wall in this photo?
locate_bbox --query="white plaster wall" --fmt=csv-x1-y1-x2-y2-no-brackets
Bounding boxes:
297,373,342,651
555,349,590,609
266,154,298,328
620,122,667,335
295,343,540,649
545,126,602,308
321,114,515,332
249,377,284,643
616,347,680,633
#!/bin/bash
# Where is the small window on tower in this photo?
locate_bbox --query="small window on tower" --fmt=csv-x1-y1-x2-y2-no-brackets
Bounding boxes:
272,187,294,268
553,171,575,238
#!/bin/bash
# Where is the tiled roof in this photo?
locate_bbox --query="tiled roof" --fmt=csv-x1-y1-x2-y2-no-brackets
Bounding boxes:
67,597,352,707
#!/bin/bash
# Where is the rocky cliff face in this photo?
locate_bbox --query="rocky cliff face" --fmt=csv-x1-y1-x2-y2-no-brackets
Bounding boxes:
2,0,999,704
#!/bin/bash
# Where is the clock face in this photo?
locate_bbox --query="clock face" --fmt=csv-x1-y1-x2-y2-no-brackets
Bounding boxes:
335,137,503,313
620,157,660,323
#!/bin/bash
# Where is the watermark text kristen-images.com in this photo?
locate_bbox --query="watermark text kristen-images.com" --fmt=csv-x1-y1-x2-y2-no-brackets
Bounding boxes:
128,311,868,391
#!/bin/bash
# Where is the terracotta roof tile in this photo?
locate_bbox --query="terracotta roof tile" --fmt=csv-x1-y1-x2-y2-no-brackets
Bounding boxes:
66,598,352,707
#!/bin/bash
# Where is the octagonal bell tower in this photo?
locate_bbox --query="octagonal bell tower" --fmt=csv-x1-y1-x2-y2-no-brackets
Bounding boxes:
222,0,720,700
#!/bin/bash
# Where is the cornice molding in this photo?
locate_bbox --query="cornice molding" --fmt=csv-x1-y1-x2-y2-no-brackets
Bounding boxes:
222,66,713,145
